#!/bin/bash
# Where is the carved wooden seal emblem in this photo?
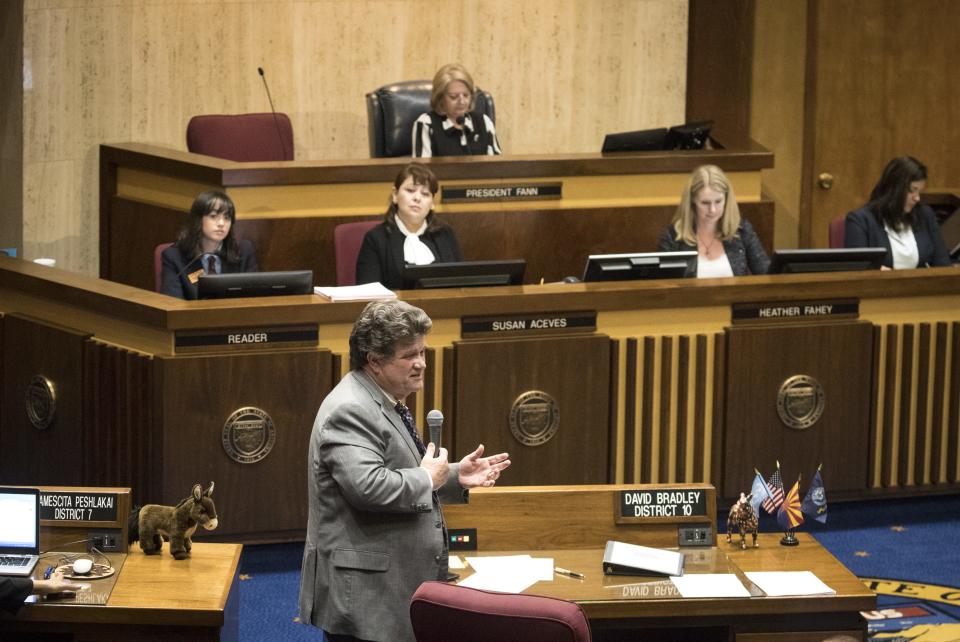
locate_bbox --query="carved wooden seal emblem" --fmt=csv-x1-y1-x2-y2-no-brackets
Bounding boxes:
509,390,560,446
26,375,56,430
222,407,276,464
776,375,825,430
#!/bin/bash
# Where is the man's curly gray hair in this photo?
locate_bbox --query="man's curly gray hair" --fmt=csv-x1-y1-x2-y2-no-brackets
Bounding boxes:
349,300,432,370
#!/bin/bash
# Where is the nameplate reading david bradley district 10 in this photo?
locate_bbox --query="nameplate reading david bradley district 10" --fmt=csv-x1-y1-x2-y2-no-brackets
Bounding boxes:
731,298,858,325
441,182,562,204
461,311,596,338
615,488,708,524
40,491,118,522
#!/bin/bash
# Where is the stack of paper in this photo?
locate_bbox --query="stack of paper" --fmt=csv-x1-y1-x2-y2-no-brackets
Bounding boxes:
603,540,685,577
313,282,396,302
458,555,554,593
744,571,836,596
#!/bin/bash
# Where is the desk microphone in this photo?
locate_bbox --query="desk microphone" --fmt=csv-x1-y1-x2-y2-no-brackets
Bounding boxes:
426,409,444,456
257,67,289,160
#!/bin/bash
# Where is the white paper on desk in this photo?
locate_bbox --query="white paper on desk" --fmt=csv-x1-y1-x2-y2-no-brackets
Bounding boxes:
448,555,465,569
669,573,751,598
313,282,397,301
745,571,836,596
465,555,554,582
457,571,539,594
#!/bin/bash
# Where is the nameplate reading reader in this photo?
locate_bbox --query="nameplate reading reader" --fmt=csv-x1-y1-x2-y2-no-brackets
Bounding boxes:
615,488,707,524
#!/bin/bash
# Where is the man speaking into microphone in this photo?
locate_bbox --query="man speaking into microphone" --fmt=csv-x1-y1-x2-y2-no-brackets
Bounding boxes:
299,300,510,642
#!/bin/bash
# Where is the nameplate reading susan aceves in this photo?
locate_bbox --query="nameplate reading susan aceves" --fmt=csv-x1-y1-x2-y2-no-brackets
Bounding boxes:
461,311,596,338
441,182,562,204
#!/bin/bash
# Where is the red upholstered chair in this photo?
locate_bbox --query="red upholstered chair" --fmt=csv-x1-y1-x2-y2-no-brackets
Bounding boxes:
186,113,294,161
410,581,592,642
334,220,379,286
154,242,174,293
829,216,846,248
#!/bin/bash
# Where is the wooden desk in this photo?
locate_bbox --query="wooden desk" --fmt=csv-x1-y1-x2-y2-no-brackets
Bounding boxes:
0,543,241,642
464,535,873,641
3,256,959,542
98,136,774,289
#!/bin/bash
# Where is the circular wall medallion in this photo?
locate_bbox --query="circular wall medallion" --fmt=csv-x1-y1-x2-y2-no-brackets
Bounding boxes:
25,375,56,430
222,407,276,464
776,375,825,430
509,391,560,447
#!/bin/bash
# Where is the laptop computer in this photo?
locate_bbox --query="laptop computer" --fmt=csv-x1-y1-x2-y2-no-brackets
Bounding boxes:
0,487,41,576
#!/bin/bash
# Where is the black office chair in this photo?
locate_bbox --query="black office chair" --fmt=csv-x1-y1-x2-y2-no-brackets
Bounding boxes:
365,80,496,158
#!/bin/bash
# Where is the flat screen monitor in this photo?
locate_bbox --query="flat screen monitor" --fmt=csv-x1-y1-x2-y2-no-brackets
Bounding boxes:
665,120,713,150
601,128,669,153
198,270,314,299
401,260,526,289
582,251,697,282
767,248,887,274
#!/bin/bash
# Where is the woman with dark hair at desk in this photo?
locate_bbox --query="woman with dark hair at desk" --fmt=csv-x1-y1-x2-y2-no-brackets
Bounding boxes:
1,573,82,614
658,164,769,277
356,163,463,289
412,63,501,157
844,156,951,269
160,190,258,299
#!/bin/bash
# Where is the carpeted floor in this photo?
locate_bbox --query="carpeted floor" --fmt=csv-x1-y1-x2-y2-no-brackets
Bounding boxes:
237,494,960,641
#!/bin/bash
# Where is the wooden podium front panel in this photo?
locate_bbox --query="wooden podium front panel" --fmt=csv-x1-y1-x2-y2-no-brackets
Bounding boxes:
451,335,611,486
1,315,89,486
722,322,873,497
159,349,333,540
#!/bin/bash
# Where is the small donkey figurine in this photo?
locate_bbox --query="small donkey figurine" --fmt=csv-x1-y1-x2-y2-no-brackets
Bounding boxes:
725,492,759,550
137,482,219,560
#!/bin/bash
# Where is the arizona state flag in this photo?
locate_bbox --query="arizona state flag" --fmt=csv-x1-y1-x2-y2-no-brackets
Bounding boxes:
777,478,804,530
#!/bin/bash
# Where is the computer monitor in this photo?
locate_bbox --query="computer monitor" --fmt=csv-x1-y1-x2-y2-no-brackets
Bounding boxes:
665,120,713,150
601,128,669,153
581,251,697,282
401,260,526,289
767,248,887,274
197,270,314,299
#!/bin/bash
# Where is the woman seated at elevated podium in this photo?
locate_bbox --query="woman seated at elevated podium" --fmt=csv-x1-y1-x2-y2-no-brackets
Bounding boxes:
412,63,501,157
844,156,951,269
658,164,770,277
160,190,259,299
356,163,463,289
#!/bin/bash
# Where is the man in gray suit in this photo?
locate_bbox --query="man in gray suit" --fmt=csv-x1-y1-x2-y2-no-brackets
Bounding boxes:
299,300,511,642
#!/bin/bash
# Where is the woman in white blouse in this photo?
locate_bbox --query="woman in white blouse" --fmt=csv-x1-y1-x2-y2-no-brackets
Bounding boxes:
355,163,464,289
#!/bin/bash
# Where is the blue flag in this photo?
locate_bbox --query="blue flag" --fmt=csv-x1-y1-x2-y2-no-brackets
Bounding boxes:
801,469,828,523
750,472,770,515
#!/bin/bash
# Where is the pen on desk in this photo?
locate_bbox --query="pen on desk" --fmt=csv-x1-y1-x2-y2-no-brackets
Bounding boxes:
555,566,585,579
43,565,54,580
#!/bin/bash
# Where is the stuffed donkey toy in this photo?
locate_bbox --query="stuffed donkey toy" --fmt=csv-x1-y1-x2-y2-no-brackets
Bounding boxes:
134,482,219,560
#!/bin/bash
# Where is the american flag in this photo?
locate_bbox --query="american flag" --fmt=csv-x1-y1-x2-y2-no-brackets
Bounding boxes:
761,468,784,514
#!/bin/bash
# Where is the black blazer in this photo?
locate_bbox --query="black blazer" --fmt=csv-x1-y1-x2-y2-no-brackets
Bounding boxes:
0,577,32,615
844,204,951,268
160,239,259,300
657,219,770,276
355,222,464,289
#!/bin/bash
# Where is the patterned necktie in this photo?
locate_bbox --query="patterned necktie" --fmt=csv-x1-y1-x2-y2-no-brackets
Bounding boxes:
395,402,426,458
204,254,218,275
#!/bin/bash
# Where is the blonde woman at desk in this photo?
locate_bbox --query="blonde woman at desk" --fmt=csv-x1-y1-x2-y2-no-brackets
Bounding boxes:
658,164,770,277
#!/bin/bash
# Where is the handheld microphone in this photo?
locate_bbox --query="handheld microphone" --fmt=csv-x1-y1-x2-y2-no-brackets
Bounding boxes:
257,67,289,160
426,409,444,457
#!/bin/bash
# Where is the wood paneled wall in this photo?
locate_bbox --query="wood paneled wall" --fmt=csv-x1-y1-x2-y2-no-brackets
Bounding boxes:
15,0,689,275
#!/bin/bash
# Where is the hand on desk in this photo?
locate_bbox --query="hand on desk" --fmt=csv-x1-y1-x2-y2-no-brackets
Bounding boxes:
34,570,84,597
